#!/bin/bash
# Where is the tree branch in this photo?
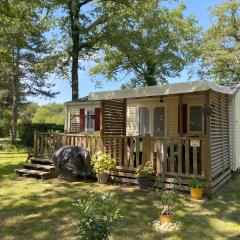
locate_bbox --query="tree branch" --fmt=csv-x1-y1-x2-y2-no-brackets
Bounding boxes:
79,0,93,7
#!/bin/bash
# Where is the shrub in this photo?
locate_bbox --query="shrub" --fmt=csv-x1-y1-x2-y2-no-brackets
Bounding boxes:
73,192,121,240
18,123,64,147
91,152,115,173
154,176,180,215
189,178,207,189
136,161,154,177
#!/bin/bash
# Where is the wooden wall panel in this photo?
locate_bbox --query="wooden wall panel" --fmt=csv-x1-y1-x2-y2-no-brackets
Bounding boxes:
102,99,126,136
210,91,230,179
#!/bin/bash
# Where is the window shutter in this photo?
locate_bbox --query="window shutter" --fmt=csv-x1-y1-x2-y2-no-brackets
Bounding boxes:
80,108,85,131
183,104,188,134
95,108,101,131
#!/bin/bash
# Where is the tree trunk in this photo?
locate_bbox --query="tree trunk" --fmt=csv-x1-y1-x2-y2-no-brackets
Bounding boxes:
144,62,157,86
11,49,20,144
69,1,80,101
11,77,18,144
71,44,79,100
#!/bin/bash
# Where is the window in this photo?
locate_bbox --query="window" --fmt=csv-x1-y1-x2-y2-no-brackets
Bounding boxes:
154,106,165,137
70,115,80,133
189,105,203,133
86,110,95,131
139,107,149,135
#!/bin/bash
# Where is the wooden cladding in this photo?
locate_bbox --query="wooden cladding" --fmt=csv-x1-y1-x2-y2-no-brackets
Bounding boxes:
102,99,126,136
210,91,230,178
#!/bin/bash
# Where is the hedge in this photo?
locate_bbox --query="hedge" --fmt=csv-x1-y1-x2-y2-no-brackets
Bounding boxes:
18,123,64,147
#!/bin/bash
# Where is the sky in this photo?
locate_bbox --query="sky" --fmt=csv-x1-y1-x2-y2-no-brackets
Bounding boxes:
30,0,224,105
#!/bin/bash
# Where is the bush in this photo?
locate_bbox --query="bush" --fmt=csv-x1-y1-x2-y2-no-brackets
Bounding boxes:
73,192,121,240
189,178,207,189
136,161,154,177
91,152,115,173
18,123,64,147
0,121,11,137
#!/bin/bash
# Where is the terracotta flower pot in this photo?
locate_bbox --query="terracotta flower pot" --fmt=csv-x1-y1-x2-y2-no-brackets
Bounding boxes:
160,213,174,224
96,172,109,184
190,187,203,200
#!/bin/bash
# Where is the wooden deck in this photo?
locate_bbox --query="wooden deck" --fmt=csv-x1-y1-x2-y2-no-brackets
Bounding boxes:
32,131,217,191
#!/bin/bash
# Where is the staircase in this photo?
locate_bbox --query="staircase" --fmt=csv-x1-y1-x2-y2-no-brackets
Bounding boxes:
16,157,56,180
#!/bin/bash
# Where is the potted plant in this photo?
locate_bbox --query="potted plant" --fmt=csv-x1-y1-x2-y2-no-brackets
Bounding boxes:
155,176,176,224
136,161,154,189
189,178,206,200
91,152,115,184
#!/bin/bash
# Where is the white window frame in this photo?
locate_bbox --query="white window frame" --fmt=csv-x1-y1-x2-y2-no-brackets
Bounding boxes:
85,108,95,132
187,104,204,134
137,103,167,136
139,107,150,136
153,105,167,137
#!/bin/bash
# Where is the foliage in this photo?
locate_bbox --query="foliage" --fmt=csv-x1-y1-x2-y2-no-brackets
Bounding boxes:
0,109,11,137
73,192,121,240
18,102,39,124
159,189,176,215
31,103,65,125
18,123,64,147
189,178,207,189
136,161,154,177
50,0,117,99
91,0,200,87
199,0,240,83
0,0,58,142
155,175,177,215
91,152,115,174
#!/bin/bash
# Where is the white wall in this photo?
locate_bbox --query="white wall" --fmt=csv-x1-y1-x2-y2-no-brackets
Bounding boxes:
126,97,178,137
233,91,240,171
65,102,100,132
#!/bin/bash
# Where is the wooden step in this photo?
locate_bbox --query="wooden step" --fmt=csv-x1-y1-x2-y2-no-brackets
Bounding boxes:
24,163,55,172
16,168,52,179
30,158,53,165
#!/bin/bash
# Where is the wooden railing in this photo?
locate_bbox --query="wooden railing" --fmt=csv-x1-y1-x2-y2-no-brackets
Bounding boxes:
33,131,101,157
34,131,209,180
105,135,208,179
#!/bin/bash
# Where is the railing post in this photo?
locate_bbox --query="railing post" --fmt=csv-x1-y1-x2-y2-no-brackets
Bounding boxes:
97,129,104,152
33,130,39,158
64,131,68,145
142,133,151,166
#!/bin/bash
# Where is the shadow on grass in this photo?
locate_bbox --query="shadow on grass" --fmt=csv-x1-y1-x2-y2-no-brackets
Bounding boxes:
1,153,240,240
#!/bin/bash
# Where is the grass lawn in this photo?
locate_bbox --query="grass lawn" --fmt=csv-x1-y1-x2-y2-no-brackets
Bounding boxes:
0,151,240,240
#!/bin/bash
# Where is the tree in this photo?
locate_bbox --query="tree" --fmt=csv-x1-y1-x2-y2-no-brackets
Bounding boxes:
52,0,105,100
52,0,130,100
200,0,240,83
32,103,65,125
0,0,58,143
18,102,39,124
90,0,200,87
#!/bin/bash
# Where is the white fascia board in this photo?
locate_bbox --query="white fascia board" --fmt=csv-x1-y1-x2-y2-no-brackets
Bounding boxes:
89,80,234,101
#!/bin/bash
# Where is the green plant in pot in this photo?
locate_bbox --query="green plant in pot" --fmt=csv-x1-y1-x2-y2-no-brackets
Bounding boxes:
91,152,115,184
155,176,176,224
136,161,154,189
189,178,207,200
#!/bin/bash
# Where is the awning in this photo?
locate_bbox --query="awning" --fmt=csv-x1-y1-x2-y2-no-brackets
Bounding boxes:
88,80,234,101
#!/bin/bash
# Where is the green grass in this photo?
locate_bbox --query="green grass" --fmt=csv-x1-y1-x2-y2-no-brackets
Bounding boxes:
0,152,240,240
